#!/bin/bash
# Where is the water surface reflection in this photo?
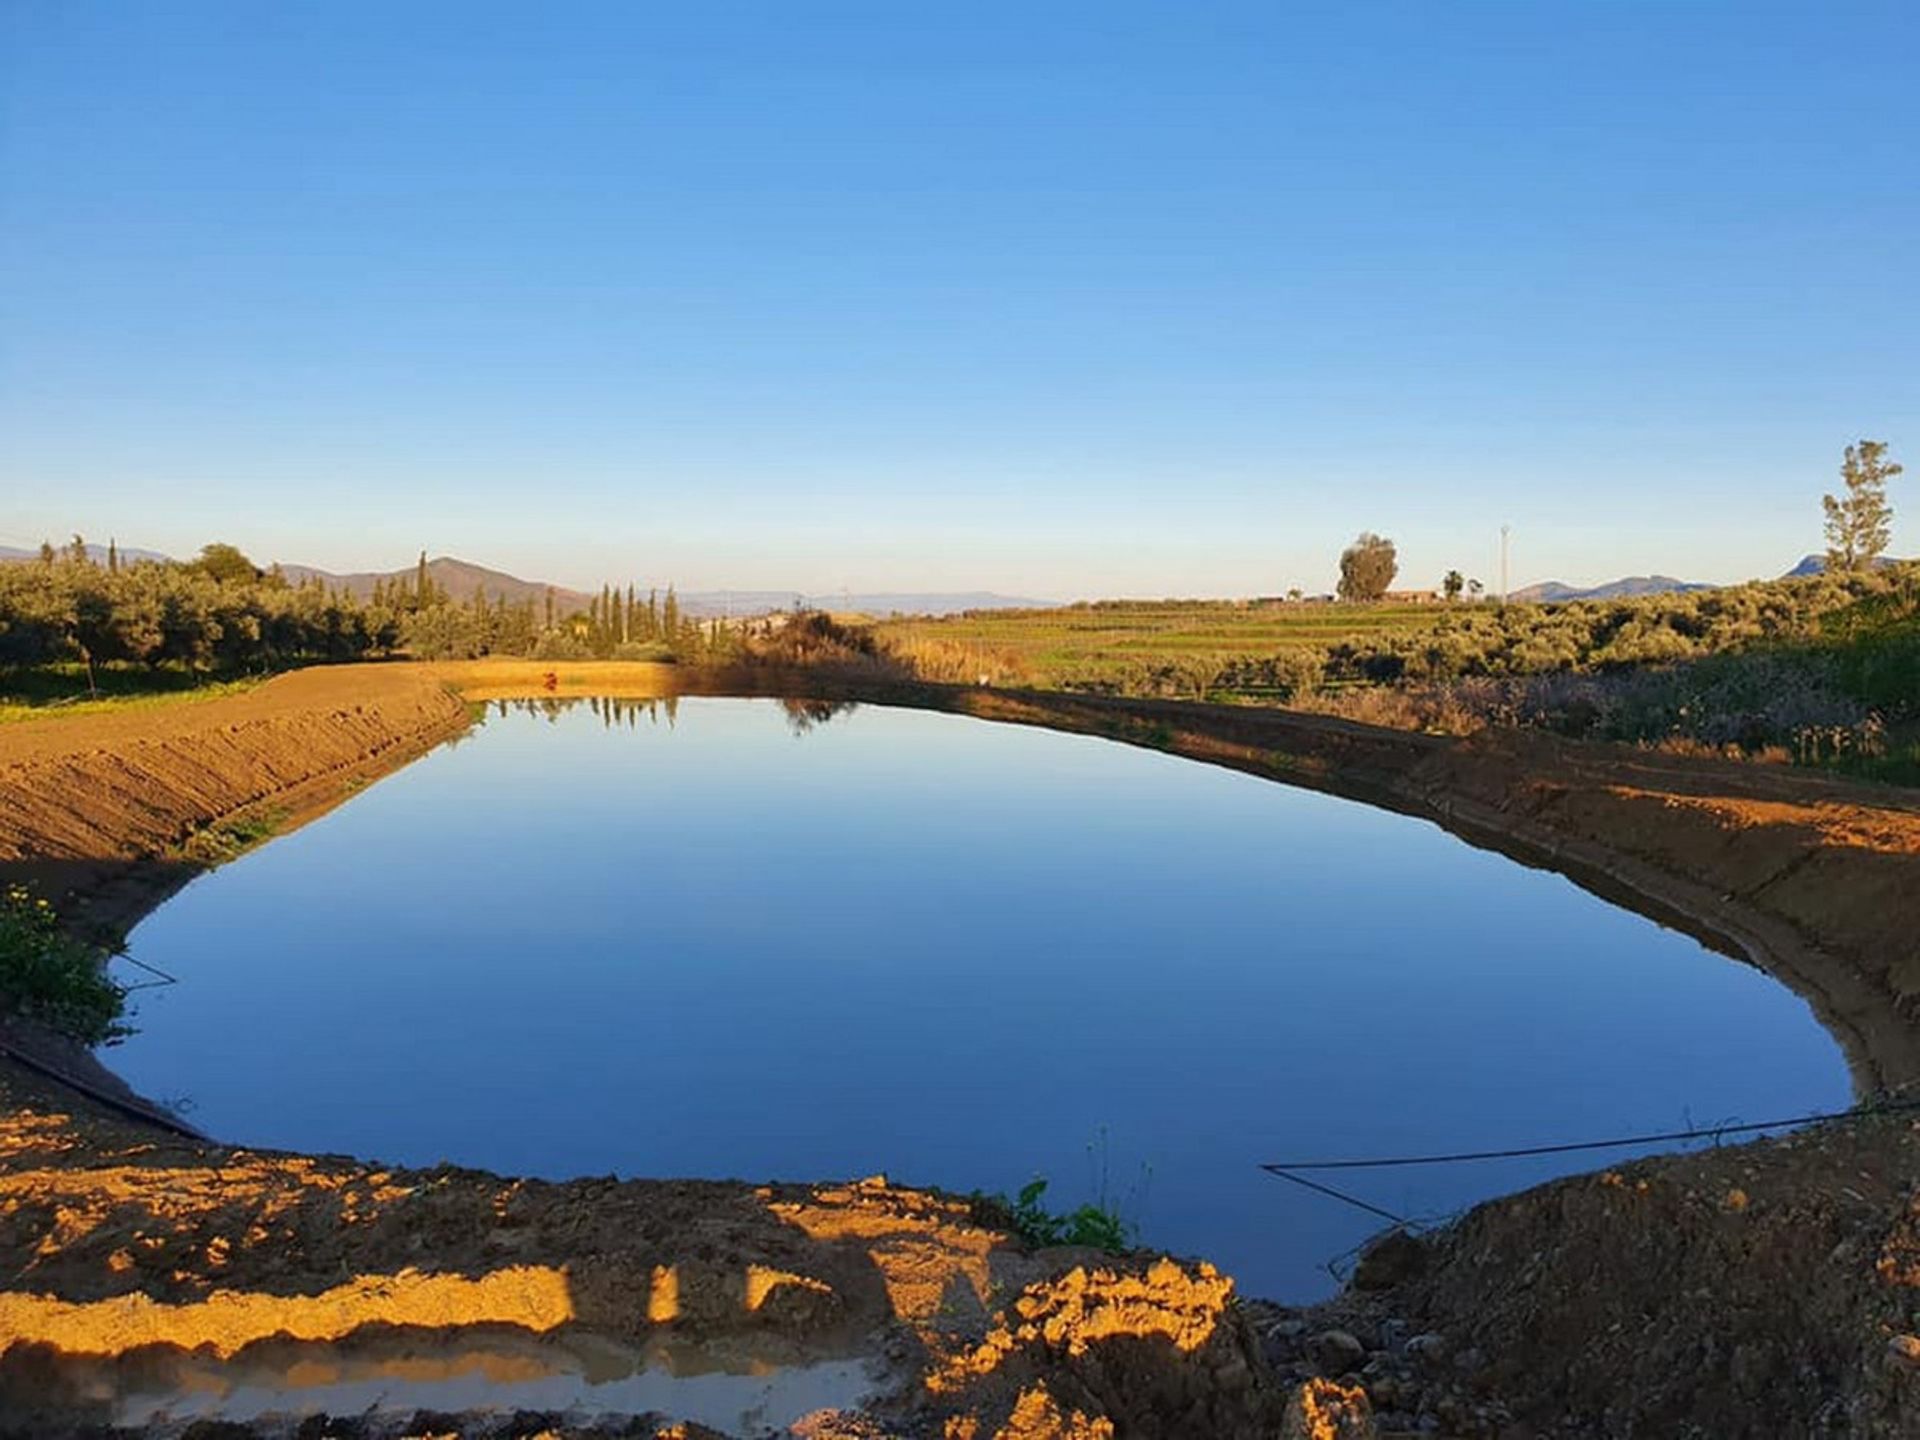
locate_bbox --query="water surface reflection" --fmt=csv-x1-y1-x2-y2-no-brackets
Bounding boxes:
110,698,1850,1298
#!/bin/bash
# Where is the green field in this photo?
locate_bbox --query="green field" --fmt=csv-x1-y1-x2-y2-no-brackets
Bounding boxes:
868,574,1920,781
0,666,265,725
874,600,1463,689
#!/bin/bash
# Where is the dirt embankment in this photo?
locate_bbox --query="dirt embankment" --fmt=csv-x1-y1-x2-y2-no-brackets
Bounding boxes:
0,666,471,1124
1233,1089,1920,1437
0,664,470,941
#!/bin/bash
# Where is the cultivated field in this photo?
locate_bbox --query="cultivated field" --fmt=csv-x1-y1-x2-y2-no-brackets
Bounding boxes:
869,574,1920,783
874,599,1462,690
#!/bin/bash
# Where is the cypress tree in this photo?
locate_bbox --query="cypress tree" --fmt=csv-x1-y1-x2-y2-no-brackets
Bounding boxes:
662,584,680,641
647,588,660,639
416,551,430,608
107,539,119,573
544,586,555,631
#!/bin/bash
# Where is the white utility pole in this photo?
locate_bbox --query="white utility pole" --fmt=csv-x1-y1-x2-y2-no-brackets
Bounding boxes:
1499,524,1511,604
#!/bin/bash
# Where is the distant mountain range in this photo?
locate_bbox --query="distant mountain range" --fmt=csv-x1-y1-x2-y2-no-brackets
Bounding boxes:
1782,553,1905,578
0,547,1051,618
279,559,1052,617
1503,554,1913,603
277,557,595,613
0,542,169,567
26,541,1900,613
1508,575,1712,604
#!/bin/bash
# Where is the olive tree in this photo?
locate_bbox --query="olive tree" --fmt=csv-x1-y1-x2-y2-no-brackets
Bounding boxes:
1338,533,1398,602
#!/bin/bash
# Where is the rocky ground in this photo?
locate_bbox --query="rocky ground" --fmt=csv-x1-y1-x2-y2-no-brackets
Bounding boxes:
1244,1097,1920,1438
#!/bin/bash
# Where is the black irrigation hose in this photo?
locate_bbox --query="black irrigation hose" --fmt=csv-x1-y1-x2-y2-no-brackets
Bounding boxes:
1259,1095,1920,1176
1260,1096,1920,1234
0,1039,206,1140
1263,1167,1412,1228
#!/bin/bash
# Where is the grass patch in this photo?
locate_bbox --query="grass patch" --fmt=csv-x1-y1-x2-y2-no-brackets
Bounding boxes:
0,886,130,1045
182,805,291,864
1822,732,1920,786
0,666,265,724
877,601,1449,690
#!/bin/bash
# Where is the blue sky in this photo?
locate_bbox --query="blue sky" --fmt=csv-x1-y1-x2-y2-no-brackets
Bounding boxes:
2,2,1914,598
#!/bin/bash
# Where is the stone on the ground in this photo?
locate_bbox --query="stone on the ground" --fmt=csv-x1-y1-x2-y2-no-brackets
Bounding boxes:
1352,1229,1429,1290
1308,1329,1368,1374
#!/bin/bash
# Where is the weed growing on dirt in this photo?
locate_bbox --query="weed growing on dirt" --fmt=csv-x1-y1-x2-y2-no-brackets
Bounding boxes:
975,1177,1131,1253
183,806,290,864
974,1131,1152,1254
0,886,131,1045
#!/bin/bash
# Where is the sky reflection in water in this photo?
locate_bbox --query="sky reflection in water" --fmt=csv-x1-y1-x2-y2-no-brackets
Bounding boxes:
112,698,1850,1298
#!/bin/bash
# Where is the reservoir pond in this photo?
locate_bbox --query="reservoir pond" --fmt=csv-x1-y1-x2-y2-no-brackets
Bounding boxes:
111,697,1850,1298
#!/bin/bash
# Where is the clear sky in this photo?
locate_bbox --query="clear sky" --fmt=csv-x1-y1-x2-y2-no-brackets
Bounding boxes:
2,2,1914,598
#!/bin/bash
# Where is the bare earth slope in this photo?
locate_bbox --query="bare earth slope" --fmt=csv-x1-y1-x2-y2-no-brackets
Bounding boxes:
0,664,470,939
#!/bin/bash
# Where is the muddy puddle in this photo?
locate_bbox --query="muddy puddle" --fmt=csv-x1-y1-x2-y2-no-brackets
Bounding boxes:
0,1326,883,1433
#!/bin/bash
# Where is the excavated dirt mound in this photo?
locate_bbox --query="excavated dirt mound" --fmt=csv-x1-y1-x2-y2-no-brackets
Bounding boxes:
1240,1104,1920,1438
0,1067,1295,1439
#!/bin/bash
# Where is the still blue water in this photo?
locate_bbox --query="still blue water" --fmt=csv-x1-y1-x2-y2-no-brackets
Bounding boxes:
110,697,1849,1298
